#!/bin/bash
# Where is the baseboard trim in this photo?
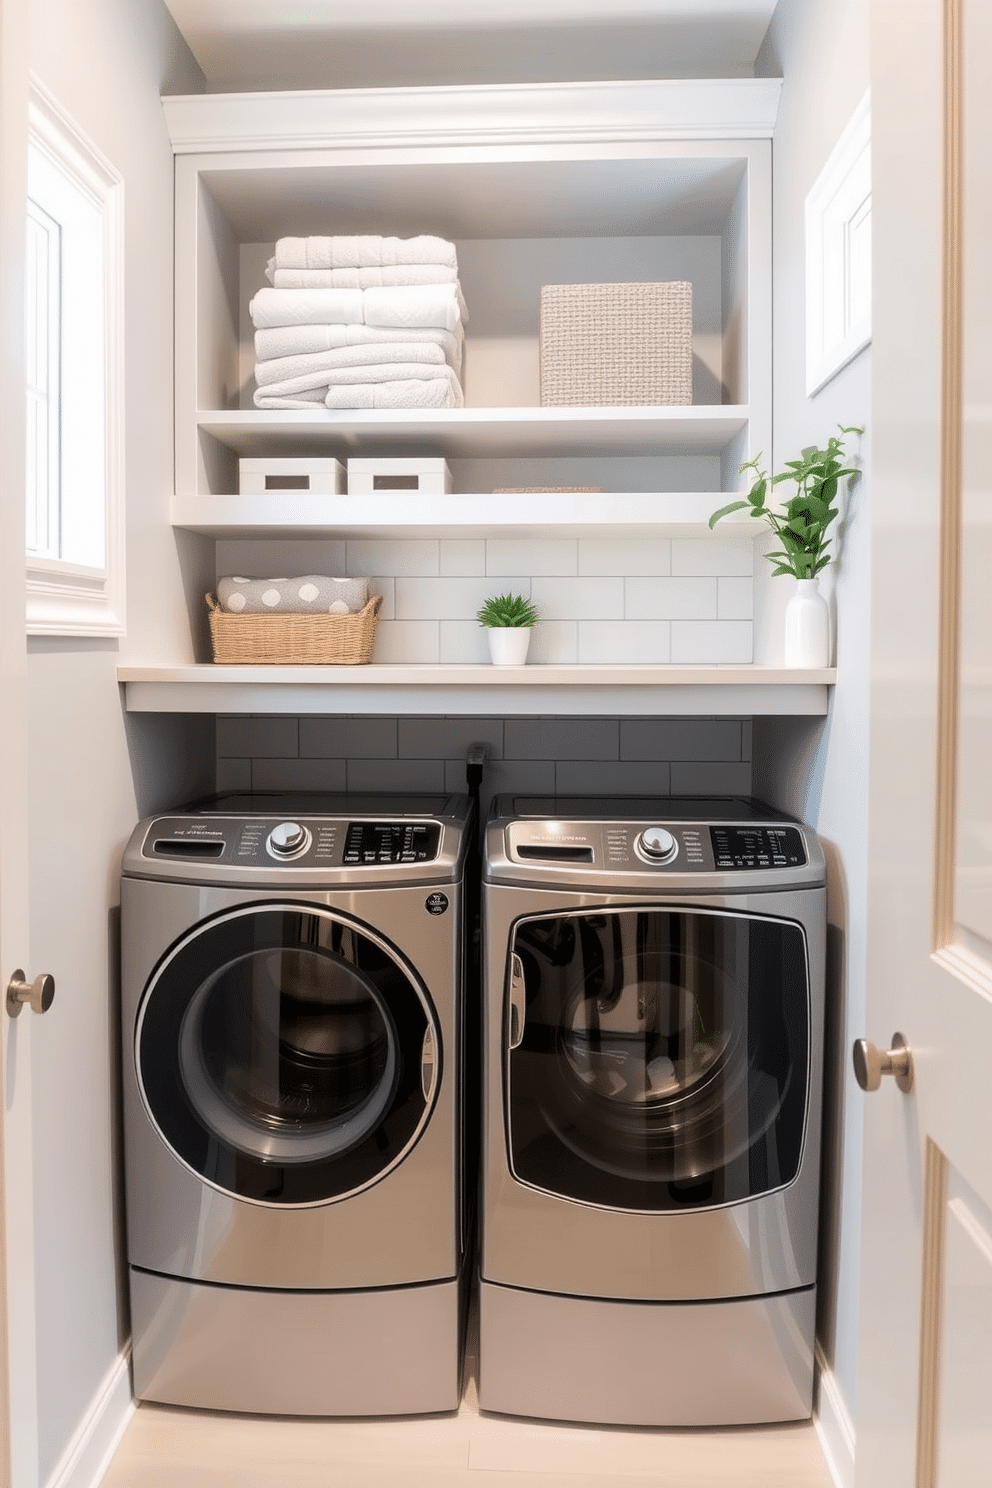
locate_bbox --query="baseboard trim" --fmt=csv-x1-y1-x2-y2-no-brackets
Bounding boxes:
813,1344,856,1488
45,1349,134,1488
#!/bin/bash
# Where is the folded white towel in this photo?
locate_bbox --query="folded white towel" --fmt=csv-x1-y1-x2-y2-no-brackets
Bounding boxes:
253,359,461,404
269,263,460,291
253,321,462,364
249,287,365,328
254,393,333,409
218,575,370,615
254,342,449,389
249,283,466,331
364,283,465,331
324,371,464,410
272,234,457,272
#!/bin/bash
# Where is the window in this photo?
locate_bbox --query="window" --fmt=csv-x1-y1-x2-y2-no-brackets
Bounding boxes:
26,76,124,636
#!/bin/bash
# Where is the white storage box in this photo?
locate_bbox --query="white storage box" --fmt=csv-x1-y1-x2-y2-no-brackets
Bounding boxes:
239,458,345,495
347,458,452,496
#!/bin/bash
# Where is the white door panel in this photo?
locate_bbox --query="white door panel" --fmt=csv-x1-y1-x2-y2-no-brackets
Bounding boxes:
858,1,992,1484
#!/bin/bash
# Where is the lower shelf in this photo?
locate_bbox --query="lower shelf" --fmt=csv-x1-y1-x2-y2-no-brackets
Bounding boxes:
116,664,835,717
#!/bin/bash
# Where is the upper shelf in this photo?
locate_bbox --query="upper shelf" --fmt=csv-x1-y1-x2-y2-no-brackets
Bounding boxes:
118,664,834,718
197,406,749,461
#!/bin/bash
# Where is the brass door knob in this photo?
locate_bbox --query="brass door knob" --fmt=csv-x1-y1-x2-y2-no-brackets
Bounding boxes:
6,970,55,1019
853,1032,913,1093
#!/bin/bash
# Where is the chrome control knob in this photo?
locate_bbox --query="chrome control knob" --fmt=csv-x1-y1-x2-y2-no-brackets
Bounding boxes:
637,826,678,863
267,821,311,858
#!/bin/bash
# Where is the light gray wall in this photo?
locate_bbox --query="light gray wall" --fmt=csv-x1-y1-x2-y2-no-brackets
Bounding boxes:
756,0,871,1463
25,2,210,1481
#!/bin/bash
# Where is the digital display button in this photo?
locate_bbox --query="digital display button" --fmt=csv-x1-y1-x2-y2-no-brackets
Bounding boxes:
709,825,807,870
343,821,441,864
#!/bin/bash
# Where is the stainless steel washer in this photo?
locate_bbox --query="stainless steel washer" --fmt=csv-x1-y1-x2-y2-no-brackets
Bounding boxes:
121,791,472,1416
479,795,826,1427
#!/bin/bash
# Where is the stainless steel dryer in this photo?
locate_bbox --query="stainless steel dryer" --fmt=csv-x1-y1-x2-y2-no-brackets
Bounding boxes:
121,791,472,1417
479,795,826,1427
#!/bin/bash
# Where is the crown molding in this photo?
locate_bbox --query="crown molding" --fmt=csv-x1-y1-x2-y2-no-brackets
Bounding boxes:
162,78,782,154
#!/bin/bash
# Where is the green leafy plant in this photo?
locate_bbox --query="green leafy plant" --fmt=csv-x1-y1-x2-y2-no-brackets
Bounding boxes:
476,592,539,628
709,425,863,579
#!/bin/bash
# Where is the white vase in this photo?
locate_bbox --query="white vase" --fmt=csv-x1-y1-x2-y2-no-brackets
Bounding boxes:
486,627,532,666
783,578,830,668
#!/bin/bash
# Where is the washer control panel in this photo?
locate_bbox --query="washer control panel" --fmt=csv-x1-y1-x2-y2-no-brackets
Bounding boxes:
507,819,808,875
141,816,442,870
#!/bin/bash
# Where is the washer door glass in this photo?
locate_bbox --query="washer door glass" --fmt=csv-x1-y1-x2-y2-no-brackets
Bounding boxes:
506,908,809,1212
137,905,439,1205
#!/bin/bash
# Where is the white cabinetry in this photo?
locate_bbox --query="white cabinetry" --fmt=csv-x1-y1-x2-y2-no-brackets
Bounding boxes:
117,79,831,715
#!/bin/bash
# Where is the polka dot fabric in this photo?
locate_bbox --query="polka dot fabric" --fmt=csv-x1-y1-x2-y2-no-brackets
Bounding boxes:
217,575,370,615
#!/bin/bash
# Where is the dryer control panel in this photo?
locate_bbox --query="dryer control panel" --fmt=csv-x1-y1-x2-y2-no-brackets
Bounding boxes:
136,816,443,870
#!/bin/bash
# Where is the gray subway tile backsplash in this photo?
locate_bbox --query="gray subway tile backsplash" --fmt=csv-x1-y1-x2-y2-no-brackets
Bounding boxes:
216,714,753,803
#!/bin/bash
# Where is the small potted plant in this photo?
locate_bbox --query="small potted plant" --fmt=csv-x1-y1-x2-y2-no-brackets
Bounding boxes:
709,424,862,667
476,592,539,666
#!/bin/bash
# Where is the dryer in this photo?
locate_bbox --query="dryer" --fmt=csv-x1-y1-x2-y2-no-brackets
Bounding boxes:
479,795,826,1427
121,791,472,1417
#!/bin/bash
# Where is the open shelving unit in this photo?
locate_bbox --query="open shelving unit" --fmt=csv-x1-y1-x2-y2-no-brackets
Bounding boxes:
118,77,815,716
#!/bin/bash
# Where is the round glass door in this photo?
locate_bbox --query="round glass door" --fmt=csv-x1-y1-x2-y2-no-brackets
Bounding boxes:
137,904,439,1205
506,907,809,1212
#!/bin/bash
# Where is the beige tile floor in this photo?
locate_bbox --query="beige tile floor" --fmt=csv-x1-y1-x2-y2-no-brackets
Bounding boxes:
100,1310,834,1488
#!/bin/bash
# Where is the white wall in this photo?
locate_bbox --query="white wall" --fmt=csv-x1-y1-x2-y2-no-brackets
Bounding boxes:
24,3,211,1482
756,2,870,1483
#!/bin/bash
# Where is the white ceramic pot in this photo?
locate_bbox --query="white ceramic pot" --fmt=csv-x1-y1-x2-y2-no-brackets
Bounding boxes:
783,578,830,668
486,627,532,666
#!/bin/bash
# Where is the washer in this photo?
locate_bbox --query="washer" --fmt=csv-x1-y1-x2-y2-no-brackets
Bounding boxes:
479,794,826,1427
121,791,473,1417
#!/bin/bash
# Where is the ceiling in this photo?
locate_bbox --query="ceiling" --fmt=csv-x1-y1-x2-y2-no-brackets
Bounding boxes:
160,1,780,94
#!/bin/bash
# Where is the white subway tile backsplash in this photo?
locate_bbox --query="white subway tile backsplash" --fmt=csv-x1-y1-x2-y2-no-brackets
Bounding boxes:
671,621,753,663
556,759,673,795
578,536,672,577
577,621,671,664
368,578,396,619
439,540,486,575
397,576,513,621
346,540,440,577
372,620,440,663
530,576,624,620
438,620,491,663
215,539,348,579
718,576,754,620
621,718,745,762
486,538,578,577
528,620,578,664
301,717,398,760
671,537,753,577
625,577,718,620
505,718,619,761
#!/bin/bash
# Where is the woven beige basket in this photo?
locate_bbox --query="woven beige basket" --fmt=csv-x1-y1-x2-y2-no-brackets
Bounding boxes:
540,281,693,407
207,593,382,665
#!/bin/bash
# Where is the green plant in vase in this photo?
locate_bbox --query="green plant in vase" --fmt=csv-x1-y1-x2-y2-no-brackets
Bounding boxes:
709,424,863,667
476,592,539,666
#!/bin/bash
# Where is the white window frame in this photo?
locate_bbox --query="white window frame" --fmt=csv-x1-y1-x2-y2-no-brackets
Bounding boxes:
805,90,872,397
26,75,125,637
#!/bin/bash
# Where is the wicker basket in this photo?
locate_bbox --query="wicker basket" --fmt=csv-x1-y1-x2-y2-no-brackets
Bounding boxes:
540,281,693,407
207,593,382,665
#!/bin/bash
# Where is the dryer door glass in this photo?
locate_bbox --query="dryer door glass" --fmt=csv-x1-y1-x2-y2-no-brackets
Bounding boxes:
506,908,808,1212
136,905,439,1205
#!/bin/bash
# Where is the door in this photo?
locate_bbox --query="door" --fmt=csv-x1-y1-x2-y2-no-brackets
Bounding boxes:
134,903,440,1205
0,3,41,1487
506,906,811,1213
857,1,992,1483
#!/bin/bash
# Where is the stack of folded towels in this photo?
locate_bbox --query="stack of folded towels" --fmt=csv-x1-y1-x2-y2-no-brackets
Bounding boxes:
249,234,466,410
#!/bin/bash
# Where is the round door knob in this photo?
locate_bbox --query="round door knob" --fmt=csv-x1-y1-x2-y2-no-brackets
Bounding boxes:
267,821,310,857
6,970,55,1019
637,826,678,863
853,1032,913,1093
